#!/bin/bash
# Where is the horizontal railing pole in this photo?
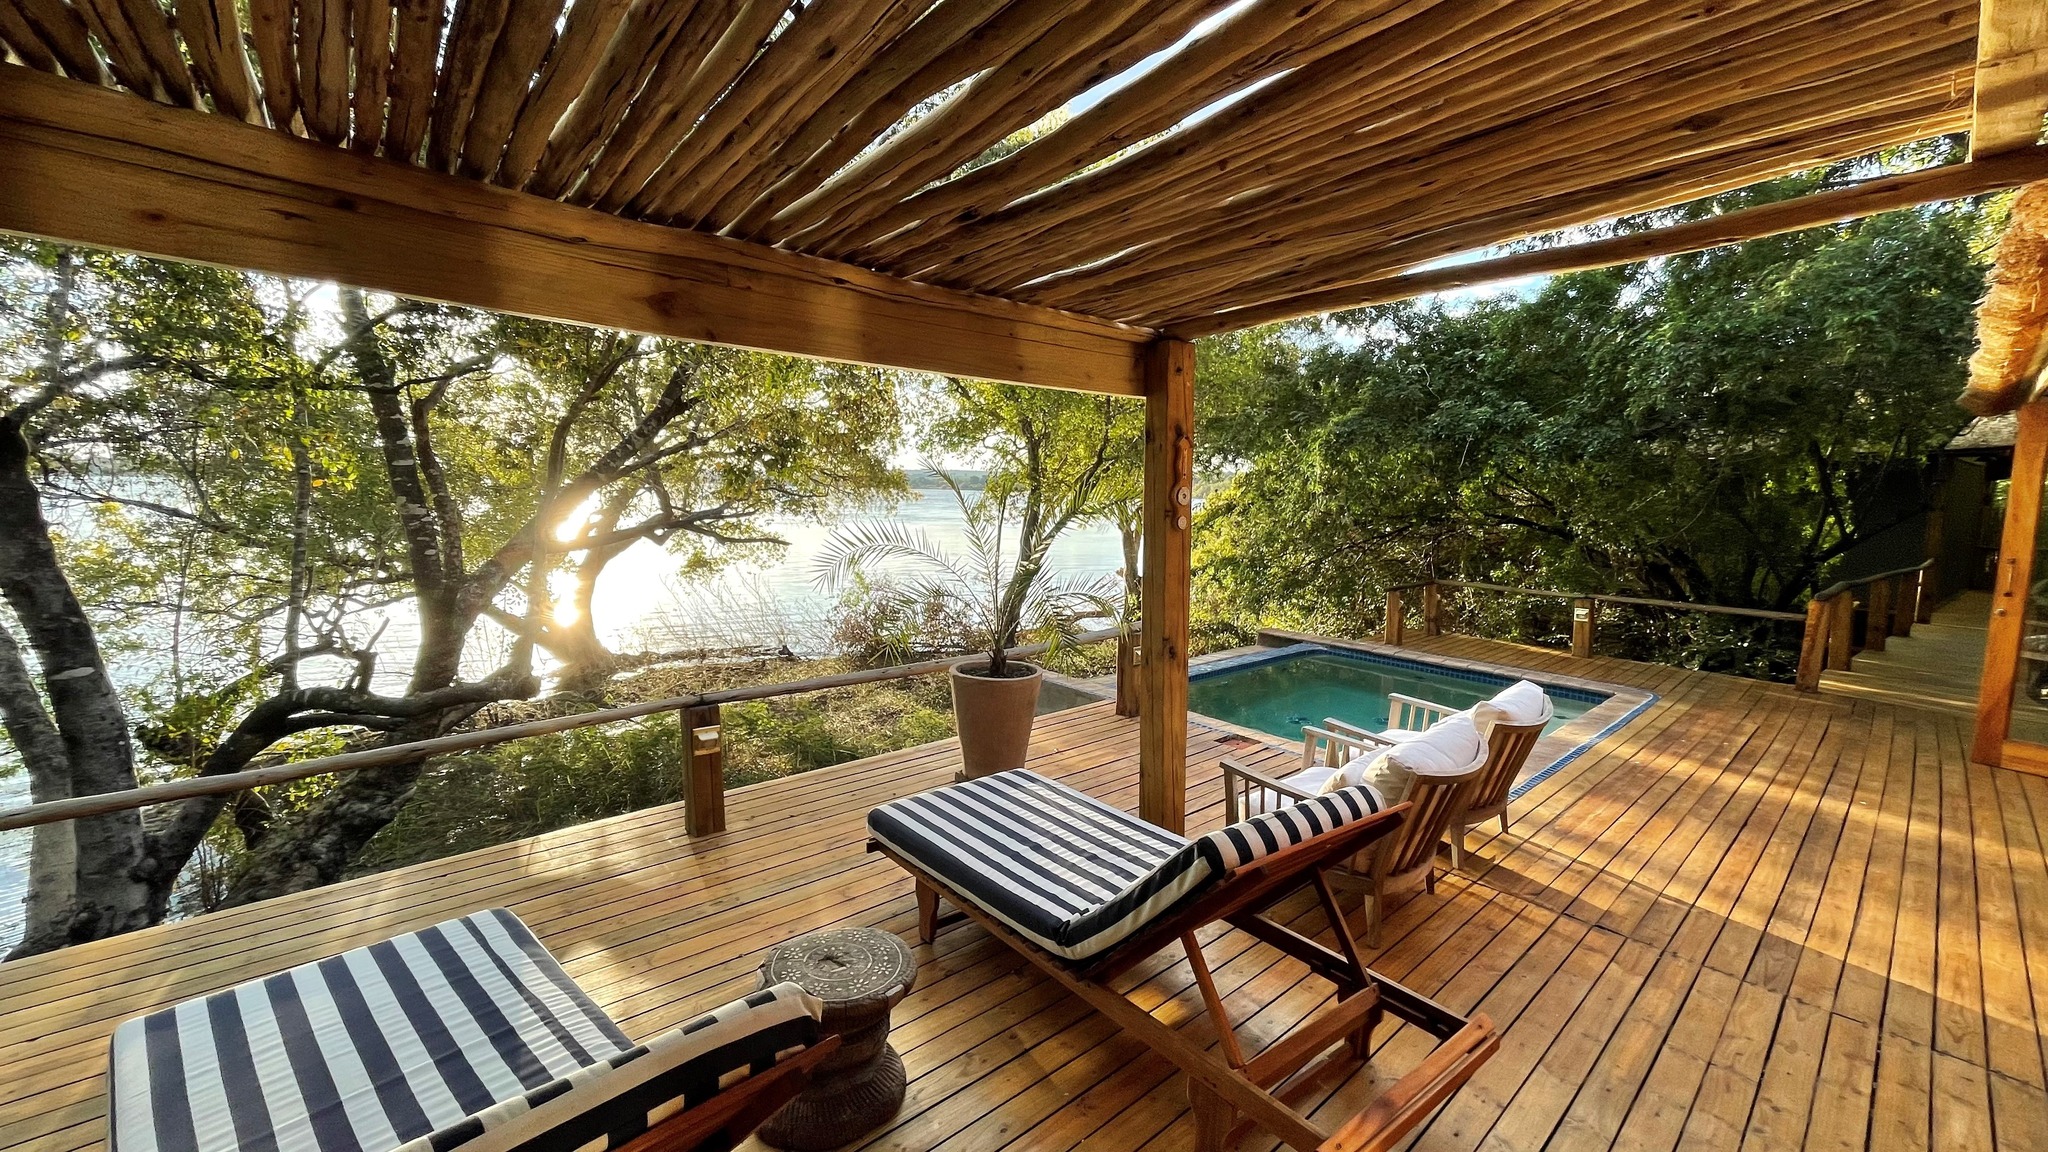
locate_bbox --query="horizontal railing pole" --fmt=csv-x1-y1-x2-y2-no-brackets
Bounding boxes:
0,627,1122,833
1814,557,1936,601
1427,580,1803,621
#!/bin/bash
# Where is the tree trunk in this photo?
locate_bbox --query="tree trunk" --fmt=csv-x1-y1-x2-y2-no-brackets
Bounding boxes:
0,413,155,956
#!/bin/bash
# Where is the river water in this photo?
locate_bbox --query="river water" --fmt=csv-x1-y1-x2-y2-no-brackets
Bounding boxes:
0,493,1124,953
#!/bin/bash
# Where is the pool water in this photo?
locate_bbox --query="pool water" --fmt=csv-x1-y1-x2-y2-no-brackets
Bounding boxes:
1188,650,1601,743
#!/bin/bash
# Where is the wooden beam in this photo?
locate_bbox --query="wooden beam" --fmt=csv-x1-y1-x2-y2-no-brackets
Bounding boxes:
1971,0,2048,158
0,67,1149,394
1168,147,2048,338
1139,338,1194,833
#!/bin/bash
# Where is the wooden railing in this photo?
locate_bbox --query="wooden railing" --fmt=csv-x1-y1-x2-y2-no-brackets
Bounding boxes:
1383,578,1872,692
1796,559,1936,689
0,627,1123,836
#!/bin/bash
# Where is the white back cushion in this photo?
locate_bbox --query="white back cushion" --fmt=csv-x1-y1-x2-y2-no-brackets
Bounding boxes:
1386,710,1487,776
1475,680,1552,731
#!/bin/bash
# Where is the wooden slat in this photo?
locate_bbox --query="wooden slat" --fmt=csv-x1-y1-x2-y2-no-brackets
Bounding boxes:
383,0,445,161
0,64,1151,394
183,0,257,123
295,0,351,143
638,0,938,223
630,0,930,220
768,0,1219,251
1167,146,2048,338
705,0,1020,236
0,2,61,71
899,0,1878,290
457,0,569,178
348,0,394,153
847,0,1434,265
493,0,636,188
425,0,517,171
1972,0,2048,158
69,0,162,94
1031,18,1974,317
244,0,297,131
523,0,731,198
574,0,787,208
9,0,103,83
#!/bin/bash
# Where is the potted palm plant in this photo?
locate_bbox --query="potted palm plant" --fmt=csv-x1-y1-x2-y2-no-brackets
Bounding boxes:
817,471,1123,779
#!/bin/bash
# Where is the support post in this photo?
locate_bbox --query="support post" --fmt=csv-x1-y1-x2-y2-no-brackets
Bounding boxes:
1115,631,1139,718
1423,581,1442,636
1795,597,1828,691
1384,588,1404,646
1826,594,1854,671
1865,579,1891,653
684,703,726,836
1140,340,1194,834
1891,574,1915,637
1571,598,1597,659
1915,564,1935,624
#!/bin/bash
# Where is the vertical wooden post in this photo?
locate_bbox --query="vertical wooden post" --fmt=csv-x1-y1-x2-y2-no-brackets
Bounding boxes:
1422,581,1442,636
1826,594,1854,671
1915,564,1935,625
1139,339,1193,834
1114,631,1139,718
1864,579,1890,653
683,703,725,836
1571,598,1596,658
1890,574,1915,637
1383,588,1404,646
1795,597,1828,691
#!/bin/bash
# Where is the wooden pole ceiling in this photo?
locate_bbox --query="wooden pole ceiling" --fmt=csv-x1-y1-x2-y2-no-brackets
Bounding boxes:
0,0,2013,345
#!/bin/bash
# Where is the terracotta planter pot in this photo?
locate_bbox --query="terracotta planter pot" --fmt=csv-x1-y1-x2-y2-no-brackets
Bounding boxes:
949,662,1043,780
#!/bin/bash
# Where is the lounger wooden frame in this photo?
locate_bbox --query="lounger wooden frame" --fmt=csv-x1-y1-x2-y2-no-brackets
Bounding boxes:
459,1033,844,1152
869,803,1498,1152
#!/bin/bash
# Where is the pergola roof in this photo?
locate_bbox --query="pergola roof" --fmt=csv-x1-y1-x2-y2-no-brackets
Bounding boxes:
0,0,2031,344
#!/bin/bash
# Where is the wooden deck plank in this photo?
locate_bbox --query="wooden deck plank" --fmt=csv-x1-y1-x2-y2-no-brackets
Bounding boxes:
0,639,2037,1152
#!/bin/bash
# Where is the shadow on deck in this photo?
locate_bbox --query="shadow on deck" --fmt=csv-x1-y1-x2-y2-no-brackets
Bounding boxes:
2,636,2045,1152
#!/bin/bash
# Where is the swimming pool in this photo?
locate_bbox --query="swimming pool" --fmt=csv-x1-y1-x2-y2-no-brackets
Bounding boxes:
1187,644,1606,742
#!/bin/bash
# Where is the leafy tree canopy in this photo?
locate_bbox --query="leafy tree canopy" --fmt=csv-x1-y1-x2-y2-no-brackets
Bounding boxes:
1194,151,1994,672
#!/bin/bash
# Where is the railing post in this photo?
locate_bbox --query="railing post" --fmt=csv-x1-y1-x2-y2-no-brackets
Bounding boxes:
1423,581,1443,637
1384,588,1404,646
1826,593,1854,671
1571,597,1596,658
1115,632,1139,718
683,703,726,836
1795,597,1828,691
1864,579,1890,653
1890,574,1914,638
1915,565,1935,624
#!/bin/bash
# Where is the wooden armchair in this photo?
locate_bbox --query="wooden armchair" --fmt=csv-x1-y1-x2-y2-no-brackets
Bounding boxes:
1447,711,1550,869
1223,753,1480,947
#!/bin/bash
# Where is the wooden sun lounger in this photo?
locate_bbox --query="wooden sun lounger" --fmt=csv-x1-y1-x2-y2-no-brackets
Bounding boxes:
869,794,1498,1152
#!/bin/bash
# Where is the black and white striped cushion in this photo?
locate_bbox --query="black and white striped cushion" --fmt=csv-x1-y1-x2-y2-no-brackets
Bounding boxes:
868,770,1386,961
106,909,821,1152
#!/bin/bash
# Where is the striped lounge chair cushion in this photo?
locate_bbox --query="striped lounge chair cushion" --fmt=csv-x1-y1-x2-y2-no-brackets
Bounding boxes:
867,769,1386,960
107,909,823,1152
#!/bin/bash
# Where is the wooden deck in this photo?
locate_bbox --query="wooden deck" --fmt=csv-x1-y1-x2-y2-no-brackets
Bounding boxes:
4,636,2048,1152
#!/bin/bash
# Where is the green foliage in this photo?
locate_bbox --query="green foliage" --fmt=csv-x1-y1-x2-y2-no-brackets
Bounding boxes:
1194,171,1992,678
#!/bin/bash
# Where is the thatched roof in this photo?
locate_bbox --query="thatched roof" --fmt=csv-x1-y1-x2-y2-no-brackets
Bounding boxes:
0,0,1991,334
1962,182,2048,415
1948,412,2021,451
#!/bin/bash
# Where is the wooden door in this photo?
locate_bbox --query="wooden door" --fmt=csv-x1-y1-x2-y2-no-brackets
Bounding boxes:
1975,400,2048,772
